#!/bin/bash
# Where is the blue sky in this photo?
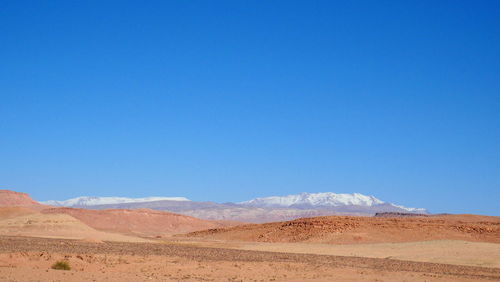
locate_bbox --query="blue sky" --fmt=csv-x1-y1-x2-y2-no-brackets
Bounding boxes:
1,1,498,215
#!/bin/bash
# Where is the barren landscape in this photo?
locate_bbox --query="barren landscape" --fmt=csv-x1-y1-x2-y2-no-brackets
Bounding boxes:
0,190,499,281
3,1,499,280
185,214,500,244
1,236,499,282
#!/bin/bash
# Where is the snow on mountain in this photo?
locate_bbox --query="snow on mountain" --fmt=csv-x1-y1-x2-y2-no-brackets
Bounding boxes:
42,196,190,207
239,192,425,213
41,192,426,214
239,192,383,207
388,204,427,213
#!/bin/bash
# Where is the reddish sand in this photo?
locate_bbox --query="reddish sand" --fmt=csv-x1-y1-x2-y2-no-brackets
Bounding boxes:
0,236,498,282
0,212,148,242
41,207,239,237
0,190,241,239
0,207,38,219
186,214,500,244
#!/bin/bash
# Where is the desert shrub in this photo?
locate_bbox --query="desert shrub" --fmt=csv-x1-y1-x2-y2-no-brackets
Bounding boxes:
51,260,71,270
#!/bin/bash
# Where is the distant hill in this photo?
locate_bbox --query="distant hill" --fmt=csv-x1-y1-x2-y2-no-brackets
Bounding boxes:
0,190,240,240
41,207,237,236
185,214,500,244
43,195,189,207
0,190,46,210
41,192,428,223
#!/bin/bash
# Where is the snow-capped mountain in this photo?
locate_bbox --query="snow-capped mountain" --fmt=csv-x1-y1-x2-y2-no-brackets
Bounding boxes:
239,192,426,213
240,192,383,207
42,196,190,207
389,204,427,213
41,192,427,217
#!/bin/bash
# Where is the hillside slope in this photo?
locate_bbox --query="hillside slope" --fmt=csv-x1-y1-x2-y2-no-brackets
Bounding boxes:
186,214,500,244
0,190,241,239
0,190,47,210
0,212,148,242
42,207,239,236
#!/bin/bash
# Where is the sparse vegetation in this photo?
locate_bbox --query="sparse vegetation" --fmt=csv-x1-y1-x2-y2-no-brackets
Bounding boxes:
51,260,71,270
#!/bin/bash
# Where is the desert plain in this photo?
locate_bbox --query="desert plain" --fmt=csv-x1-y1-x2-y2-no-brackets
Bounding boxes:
0,190,499,281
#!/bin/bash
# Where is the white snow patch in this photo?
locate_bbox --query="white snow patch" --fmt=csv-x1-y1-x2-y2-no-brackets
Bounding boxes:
240,192,426,213
239,192,384,207
389,204,427,213
42,196,190,207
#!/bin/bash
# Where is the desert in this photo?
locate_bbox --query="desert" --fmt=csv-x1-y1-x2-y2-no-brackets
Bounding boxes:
3,2,499,280
0,190,499,281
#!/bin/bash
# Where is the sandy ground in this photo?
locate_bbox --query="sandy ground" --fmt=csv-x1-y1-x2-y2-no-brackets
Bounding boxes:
0,212,150,242
173,239,500,268
0,206,238,242
41,207,239,236
238,240,500,268
0,236,499,282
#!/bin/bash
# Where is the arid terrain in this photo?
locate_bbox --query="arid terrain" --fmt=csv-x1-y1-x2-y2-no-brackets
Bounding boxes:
185,214,500,244
0,190,499,281
0,236,499,282
0,190,239,239
41,207,238,236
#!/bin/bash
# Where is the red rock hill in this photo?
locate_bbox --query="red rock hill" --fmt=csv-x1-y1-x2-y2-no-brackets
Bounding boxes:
0,190,45,209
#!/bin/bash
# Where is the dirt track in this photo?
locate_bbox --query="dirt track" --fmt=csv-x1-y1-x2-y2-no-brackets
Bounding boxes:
0,236,499,281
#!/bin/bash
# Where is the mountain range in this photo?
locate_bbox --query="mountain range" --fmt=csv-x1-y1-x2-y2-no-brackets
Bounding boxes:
40,192,427,223
43,196,189,207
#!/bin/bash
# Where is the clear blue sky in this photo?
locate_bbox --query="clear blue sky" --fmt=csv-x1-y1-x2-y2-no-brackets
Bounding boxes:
1,1,498,215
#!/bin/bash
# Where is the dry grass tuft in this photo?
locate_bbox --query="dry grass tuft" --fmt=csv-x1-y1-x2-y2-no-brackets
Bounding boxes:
51,260,71,270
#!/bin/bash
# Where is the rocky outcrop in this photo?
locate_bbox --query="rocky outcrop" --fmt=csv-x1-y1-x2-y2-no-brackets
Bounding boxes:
186,214,500,244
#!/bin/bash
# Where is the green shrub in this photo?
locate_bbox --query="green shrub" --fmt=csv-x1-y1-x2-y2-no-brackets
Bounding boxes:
51,260,71,270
